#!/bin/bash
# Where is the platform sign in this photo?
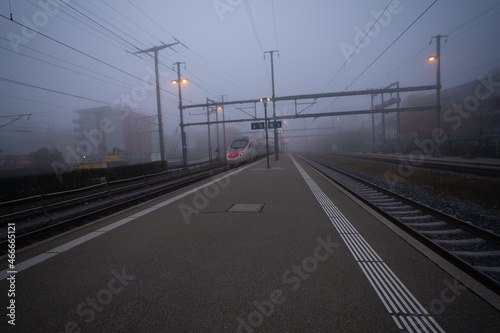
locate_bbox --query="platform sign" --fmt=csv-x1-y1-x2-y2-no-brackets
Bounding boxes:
267,121,282,129
251,122,265,130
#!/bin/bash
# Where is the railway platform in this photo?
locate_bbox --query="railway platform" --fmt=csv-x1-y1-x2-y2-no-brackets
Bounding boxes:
1,154,499,332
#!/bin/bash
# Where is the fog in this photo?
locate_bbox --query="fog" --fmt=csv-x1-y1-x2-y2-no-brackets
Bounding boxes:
1,0,499,161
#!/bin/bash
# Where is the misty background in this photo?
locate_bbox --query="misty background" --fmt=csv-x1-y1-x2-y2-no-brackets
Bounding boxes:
1,0,499,169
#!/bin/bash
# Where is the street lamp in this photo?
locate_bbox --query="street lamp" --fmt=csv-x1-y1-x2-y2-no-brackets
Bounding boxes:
218,105,227,153
260,98,271,169
336,117,341,150
172,78,188,166
428,33,447,157
428,54,441,156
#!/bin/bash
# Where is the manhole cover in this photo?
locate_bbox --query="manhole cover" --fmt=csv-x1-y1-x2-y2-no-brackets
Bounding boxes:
228,204,264,212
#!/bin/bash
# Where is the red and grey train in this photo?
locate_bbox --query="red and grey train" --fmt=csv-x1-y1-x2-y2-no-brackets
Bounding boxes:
226,136,273,165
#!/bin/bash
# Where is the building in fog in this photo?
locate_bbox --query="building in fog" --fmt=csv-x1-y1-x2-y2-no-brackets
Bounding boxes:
398,69,500,156
73,106,155,163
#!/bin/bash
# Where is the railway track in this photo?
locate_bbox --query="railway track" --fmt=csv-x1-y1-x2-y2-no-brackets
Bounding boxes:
299,154,500,295
340,153,500,177
0,163,230,251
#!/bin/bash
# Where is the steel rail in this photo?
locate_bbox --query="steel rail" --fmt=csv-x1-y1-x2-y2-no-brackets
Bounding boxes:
0,164,230,249
299,154,500,295
339,153,500,178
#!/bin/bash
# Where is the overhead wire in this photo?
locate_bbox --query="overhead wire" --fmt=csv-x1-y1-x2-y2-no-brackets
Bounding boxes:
60,1,142,53
442,57,500,83
23,0,136,52
243,0,272,88
243,0,264,55
0,36,113,83
122,1,226,99
125,1,263,99
101,0,163,46
0,44,157,98
172,44,262,98
368,43,432,89
0,92,77,110
373,1,500,89
0,76,115,105
78,0,154,50
129,0,277,99
271,0,284,96
0,13,178,99
346,0,437,91
446,2,500,41
0,75,178,121
322,0,394,93
316,0,437,115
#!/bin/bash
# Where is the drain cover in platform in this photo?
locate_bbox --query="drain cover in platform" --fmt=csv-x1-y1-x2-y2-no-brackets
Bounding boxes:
228,203,264,212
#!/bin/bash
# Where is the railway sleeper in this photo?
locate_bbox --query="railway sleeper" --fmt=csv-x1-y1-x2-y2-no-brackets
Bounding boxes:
398,215,432,221
433,238,485,244
387,210,421,215
376,204,411,209
418,229,463,235
405,221,447,227
368,198,397,204
474,266,500,274
452,250,500,257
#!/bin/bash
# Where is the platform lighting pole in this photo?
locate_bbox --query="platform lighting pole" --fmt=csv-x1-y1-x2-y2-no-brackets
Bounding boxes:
221,95,227,152
371,94,377,153
216,106,221,159
265,50,279,160
206,98,212,162
173,62,188,166
429,34,447,157
396,81,401,152
381,93,386,153
134,42,178,163
206,98,220,159
260,98,271,169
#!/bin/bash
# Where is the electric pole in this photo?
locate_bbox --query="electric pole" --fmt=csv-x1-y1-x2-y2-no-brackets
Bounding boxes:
430,34,447,157
174,61,188,166
207,98,219,159
135,42,178,164
206,98,213,162
265,50,279,160
221,95,227,152
371,94,376,153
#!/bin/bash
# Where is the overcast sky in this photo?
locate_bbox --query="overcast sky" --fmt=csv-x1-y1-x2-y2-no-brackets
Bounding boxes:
1,0,500,155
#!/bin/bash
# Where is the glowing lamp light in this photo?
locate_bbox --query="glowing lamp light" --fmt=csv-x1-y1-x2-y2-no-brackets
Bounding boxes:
427,56,437,61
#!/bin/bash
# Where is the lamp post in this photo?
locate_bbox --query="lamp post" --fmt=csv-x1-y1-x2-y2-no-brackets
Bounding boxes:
336,117,341,150
219,103,226,154
428,55,441,156
172,77,188,166
428,34,446,157
260,98,271,169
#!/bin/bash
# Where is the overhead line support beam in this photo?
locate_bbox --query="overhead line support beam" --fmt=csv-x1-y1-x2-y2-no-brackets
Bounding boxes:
180,85,437,110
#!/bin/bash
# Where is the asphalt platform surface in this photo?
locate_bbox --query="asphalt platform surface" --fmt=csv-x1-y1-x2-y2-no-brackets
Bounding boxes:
1,154,499,332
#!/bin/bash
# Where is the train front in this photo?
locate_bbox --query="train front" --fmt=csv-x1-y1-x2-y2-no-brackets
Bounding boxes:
226,137,250,165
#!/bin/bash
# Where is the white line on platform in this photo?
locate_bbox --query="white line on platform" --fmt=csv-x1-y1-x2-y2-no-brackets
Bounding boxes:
290,155,445,333
0,162,257,281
